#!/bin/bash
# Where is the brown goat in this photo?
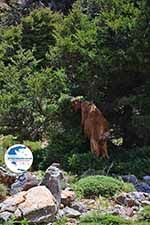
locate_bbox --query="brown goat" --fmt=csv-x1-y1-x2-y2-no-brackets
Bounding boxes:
71,98,110,159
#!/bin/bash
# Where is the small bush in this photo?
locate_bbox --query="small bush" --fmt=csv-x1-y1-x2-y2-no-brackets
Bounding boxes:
121,182,135,193
139,205,150,221
73,175,133,198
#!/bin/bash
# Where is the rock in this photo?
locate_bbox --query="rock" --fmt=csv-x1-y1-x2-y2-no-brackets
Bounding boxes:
111,205,134,217
115,192,150,208
55,208,67,221
122,175,138,185
0,186,58,223
0,211,12,221
60,203,64,209
51,162,61,169
135,182,150,193
111,205,125,216
141,200,150,206
0,167,16,187
0,0,10,10
126,207,134,217
81,199,97,210
115,193,126,205
61,189,76,206
71,202,87,213
40,165,63,205
143,176,150,185
67,218,78,225
63,207,81,218
125,199,139,207
10,172,39,195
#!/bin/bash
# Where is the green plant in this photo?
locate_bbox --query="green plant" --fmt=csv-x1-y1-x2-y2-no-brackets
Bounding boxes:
80,212,130,225
121,182,135,193
53,217,67,225
1,218,29,225
73,175,132,198
139,205,150,221
79,211,150,225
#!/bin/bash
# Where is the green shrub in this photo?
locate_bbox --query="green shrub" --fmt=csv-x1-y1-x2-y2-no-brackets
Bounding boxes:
1,218,29,225
80,212,130,225
80,211,150,225
53,217,67,225
63,146,150,178
73,175,133,198
0,135,17,165
23,140,42,152
121,182,135,193
0,184,7,199
139,205,150,221
0,135,17,149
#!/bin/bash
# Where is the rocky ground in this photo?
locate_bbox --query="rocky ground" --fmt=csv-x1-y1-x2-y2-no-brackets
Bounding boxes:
0,165,150,224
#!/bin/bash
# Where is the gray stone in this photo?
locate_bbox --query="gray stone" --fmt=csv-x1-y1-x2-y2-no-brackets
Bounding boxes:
55,209,66,220
0,211,12,221
115,191,150,208
40,165,63,205
135,182,150,193
10,172,39,195
111,205,134,217
63,207,81,218
143,176,150,184
51,162,61,169
71,202,87,213
122,175,138,185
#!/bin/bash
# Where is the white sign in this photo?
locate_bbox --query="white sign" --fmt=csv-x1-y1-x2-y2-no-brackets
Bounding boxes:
4,144,33,173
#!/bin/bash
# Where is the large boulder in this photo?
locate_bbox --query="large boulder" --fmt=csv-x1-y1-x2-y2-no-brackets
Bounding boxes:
10,172,39,195
0,167,16,187
0,186,58,223
40,165,63,205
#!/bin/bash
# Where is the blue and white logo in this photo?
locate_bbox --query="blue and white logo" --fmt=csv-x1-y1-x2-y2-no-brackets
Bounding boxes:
4,144,33,173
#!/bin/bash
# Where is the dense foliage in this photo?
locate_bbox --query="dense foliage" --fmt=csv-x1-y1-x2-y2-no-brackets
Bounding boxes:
0,0,150,175
73,175,135,198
